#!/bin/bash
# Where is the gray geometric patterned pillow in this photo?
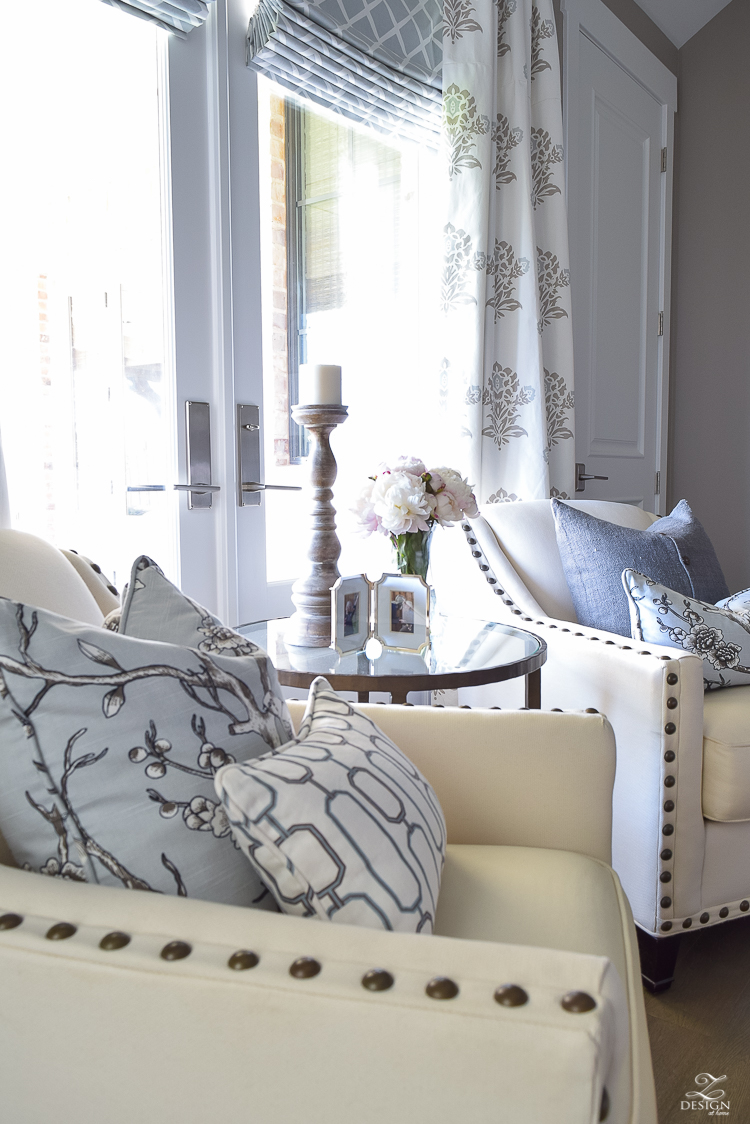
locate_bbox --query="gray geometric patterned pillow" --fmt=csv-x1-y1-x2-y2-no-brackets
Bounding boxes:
0,597,292,906
215,677,446,932
622,569,750,691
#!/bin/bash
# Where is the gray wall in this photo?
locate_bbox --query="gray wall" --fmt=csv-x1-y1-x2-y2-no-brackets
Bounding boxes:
669,0,750,589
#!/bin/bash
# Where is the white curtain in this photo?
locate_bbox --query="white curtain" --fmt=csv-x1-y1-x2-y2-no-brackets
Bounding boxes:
440,0,575,504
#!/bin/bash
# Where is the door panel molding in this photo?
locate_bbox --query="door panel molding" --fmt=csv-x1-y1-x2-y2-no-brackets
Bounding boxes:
562,0,676,513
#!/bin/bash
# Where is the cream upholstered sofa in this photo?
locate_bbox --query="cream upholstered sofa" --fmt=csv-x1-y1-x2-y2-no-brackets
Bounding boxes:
431,499,750,991
0,528,656,1122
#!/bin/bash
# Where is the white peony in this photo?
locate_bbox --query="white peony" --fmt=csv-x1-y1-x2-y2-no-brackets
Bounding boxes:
371,470,433,534
428,466,479,523
389,455,427,477
351,477,382,535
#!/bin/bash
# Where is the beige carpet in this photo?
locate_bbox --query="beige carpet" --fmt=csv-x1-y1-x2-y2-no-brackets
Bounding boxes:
644,915,750,1122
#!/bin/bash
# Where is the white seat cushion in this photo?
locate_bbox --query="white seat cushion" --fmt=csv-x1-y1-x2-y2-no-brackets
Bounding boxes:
480,500,658,622
435,844,646,1124
702,687,750,821
0,529,103,626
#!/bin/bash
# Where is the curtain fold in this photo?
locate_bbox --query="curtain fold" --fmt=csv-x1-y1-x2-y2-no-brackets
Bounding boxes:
246,0,443,146
440,0,575,504
0,425,11,530
99,0,215,38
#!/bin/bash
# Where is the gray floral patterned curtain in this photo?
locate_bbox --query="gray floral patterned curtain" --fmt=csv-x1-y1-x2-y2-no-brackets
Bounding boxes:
440,0,575,504
99,0,215,37
246,0,443,147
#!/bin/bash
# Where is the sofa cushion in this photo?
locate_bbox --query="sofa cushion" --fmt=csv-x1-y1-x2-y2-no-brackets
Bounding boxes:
553,499,729,637
623,570,750,690
702,687,750,822
216,677,446,932
0,597,292,906
479,499,658,622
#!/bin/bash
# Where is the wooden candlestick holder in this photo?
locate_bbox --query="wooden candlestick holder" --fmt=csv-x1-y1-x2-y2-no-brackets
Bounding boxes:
286,403,348,648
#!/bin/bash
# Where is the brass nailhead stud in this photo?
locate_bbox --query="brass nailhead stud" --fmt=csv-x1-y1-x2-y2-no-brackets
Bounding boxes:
662,823,674,835
639,651,652,656
600,1087,611,1122
700,913,710,924
719,907,729,918
161,940,192,961
574,632,584,637
683,918,693,929
664,800,675,812
99,931,131,951
659,654,671,661
471,550,481,558
661,849,673,861
621,645,632,650
462,524,470,531
585,708,599,714
362,968,394,992
551,707,563,712
503,599,513,606
664,750,676,762
289,957,321,979
511,608,522,615
494,984,528,1007
660,871,672,883
667,673,678,685
661,921,673,932
228,950,259,971
487,577,496,584
660,896,672,908
667,697,678,709
0,913,23,930
426,976,459,1000
561,628,570,632
561,990,596,1013
459,704,472,709
665,722,676,734
664,775,676,788
604,640,616,645
523,616,533,621
493,589,503,595
479,564,489,571
741,901,750,912
590,636,599,641
467,537,476,545
46,922,77,941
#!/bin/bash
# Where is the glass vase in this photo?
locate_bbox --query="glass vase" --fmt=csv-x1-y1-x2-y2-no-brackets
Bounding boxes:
394,529,432,580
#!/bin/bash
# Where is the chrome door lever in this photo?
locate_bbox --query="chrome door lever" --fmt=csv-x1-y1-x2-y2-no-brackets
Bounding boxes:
241,482,302,493
174,483,221,493
575,462,609,493
177,401,218,508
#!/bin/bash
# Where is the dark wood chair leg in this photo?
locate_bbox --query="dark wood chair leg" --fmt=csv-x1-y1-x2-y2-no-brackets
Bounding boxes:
636,928,682,993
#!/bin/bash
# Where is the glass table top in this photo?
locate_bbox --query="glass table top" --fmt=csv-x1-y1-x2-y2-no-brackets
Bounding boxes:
239,615,543,681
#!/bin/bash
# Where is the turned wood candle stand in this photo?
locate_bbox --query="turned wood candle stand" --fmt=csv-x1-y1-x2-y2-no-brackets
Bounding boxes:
286,403,348,648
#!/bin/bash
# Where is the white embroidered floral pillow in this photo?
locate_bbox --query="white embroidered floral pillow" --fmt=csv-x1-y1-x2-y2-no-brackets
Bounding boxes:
622,569,750,690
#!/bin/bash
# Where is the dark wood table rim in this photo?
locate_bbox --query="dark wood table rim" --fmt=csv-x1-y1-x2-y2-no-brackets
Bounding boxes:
273,634,547,707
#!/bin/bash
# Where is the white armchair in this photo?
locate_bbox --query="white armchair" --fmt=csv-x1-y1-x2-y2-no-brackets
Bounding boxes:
431,499,750,991
0,529,656,1122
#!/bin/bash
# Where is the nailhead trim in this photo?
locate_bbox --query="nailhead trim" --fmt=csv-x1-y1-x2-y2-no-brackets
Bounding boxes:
0,913,23,930
665,722,676,734
700,913,710,924
682,918,692,929
664,775,675,787
742,901,750,912
425,976,459,1000
667,673,678,685
666,697,678,709
660,871,672,883
664,750,675,762
661,922,672,931
719,907,729,918
662,824,674,835
660,896,671,908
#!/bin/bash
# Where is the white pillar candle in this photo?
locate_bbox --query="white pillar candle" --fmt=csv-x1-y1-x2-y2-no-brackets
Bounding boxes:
298,363,342,405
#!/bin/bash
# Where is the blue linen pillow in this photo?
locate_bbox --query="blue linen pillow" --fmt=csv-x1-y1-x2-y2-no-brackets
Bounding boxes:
552,499,729,637
622,570,750,690
215,677,446,933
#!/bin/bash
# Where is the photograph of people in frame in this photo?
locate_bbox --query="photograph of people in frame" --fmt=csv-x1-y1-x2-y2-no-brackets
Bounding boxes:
390,590,415,634
343,592,359,637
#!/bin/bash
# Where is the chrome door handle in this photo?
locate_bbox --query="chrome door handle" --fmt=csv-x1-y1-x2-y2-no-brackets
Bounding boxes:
575,462,609,493
174,483,221,493
127,485,166,492
240,482,302,493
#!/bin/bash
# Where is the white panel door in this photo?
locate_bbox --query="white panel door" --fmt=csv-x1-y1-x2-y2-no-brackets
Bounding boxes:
564,0,676,512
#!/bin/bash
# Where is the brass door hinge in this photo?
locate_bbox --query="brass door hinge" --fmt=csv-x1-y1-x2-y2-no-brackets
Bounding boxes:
658,311,664,336
661,147,667,173
655,471,661,496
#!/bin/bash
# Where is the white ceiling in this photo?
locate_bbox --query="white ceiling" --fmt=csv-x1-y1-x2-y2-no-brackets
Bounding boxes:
633,0,734,48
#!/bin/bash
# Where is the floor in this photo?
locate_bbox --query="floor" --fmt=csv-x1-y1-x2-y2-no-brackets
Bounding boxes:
644,914,750,1122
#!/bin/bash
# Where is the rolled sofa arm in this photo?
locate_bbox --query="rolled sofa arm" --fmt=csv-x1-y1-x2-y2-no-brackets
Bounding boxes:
288,702,616,864
0,863,621,1124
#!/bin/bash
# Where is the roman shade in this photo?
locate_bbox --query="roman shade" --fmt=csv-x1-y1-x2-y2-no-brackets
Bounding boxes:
99,0,216,37
246,0,442,146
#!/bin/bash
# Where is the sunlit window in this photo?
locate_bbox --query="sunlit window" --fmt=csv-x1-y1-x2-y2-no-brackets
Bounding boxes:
258,78,445,583
0,0,176,590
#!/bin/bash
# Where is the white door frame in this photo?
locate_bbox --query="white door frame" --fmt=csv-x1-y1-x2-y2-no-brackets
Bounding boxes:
561,0,677,513
167,0,269,625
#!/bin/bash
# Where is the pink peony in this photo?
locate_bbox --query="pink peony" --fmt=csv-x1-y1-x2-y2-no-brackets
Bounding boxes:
428,466,479,524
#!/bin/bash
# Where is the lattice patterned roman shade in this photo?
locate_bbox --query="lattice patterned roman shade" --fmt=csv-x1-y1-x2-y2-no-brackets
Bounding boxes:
99,0,216,37
246,0,442,146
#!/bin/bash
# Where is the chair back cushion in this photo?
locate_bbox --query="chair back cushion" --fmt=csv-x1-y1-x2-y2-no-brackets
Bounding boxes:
0,529,104,626
480,500,658,622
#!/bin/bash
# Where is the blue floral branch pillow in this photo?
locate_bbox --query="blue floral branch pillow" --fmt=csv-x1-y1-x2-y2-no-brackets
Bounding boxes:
0,596,291,906
215,677,446,933
622,570,750,690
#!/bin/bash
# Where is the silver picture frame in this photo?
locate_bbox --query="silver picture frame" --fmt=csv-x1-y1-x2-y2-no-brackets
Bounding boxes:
330,574,372,654
373,573,430,653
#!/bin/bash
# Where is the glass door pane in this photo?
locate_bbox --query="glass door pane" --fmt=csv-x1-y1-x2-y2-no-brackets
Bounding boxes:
0,0,176,591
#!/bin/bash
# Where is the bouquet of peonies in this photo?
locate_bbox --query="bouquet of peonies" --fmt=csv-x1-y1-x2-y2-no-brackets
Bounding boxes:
353,456,478,578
